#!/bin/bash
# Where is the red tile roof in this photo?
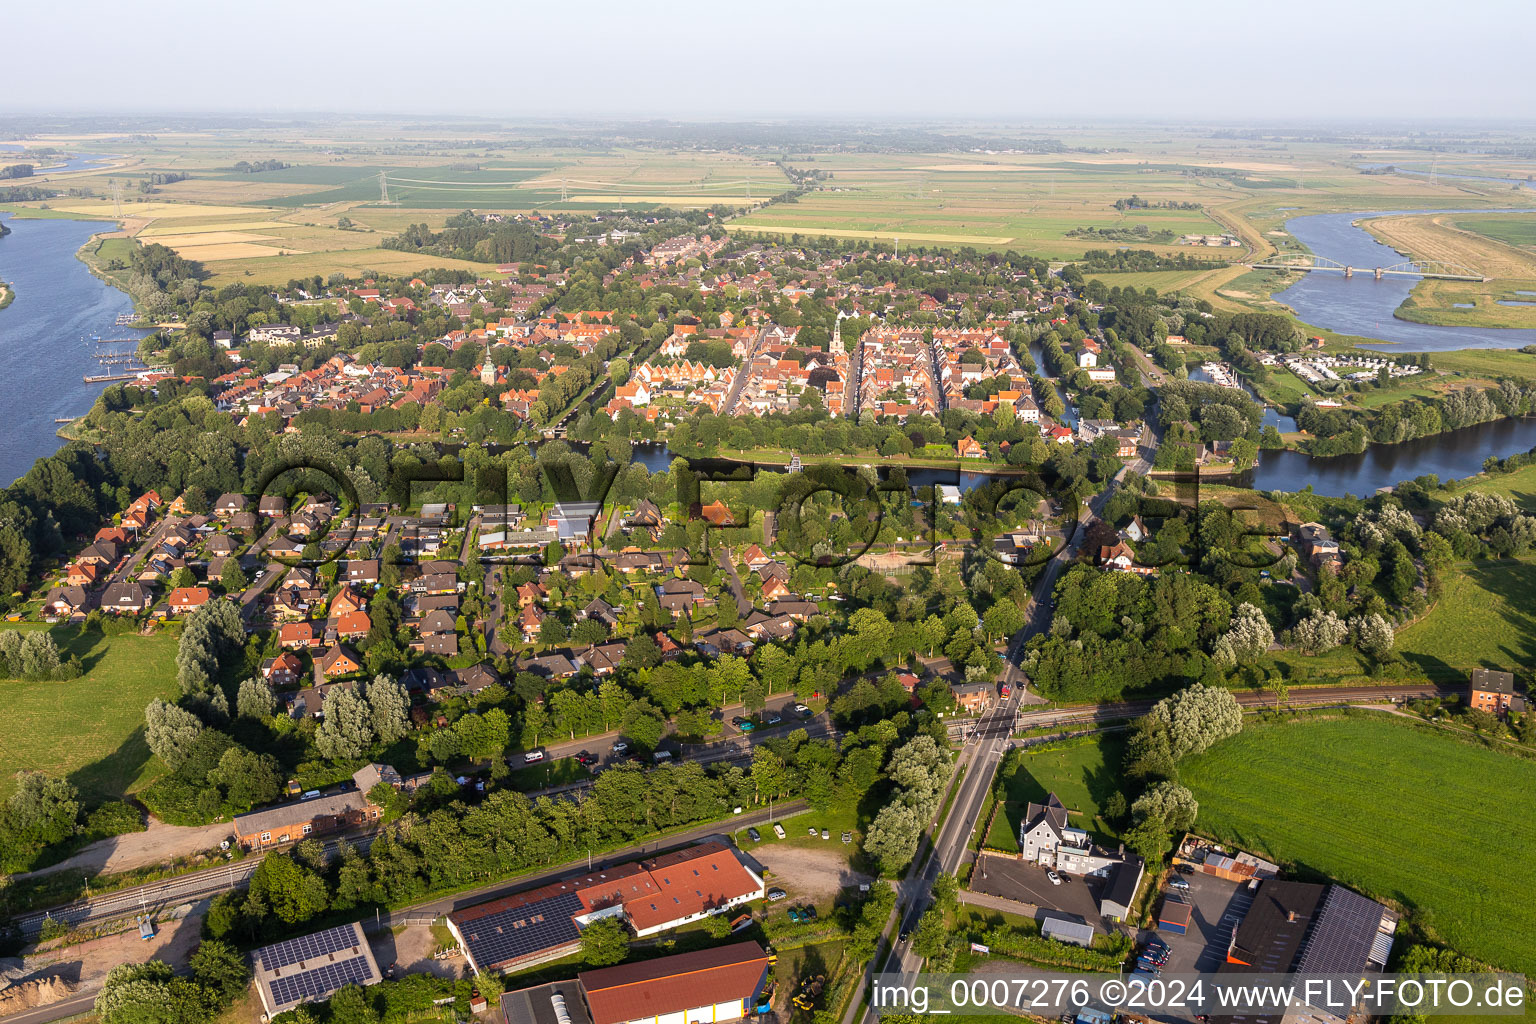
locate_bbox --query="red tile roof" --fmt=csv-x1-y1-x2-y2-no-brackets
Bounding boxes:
578,941,769,1024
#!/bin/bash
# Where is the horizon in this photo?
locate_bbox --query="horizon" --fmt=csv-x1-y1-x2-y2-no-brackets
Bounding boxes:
8,0,1535,122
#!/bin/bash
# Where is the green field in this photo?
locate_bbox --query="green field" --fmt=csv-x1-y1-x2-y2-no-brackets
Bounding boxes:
987,736,1127,851
1452,213,1536,249
1183,714,1536,975
0,625,179,804
1268,558,1536,682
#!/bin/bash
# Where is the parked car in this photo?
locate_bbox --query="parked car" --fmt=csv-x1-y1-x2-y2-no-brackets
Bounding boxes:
1176,863,1196,874
794,703,812,717
767,887,787,901
523,750,544,764
733,716,755,732
820,828,830,840
1047,870,1062,885
801,905,817,920
611,740,629,754
574,751,596,766
1168,877,1191,891
747,826,762,842
773,823,787,839
764,711,783,725
841,831,852,844
807,826,818,837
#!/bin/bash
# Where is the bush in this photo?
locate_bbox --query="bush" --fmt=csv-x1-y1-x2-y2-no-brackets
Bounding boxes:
83,801,145,841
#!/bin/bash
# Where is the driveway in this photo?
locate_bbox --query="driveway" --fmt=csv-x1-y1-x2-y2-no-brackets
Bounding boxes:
969,852,1105,929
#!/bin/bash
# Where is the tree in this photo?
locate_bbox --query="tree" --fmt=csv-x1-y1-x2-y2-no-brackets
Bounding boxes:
328,985,381,1024
1150,683,1243,760
1131,781,1199,832
248,851,329,926
863,801,924,874
189,938,250,1003
144,698,205,769
619,699,667,751
1211,602,1273,666
316,687,375,760
365,674,410,744
220,558,248,593
1292,609,1348,655
168,566,196,591
235,677,277,720
1351,613,1396,661
210,747,282,810
5,771,80,849
579,917,629,966
982,600,1024,641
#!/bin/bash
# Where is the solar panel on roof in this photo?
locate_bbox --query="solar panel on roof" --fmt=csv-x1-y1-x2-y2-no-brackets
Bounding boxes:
259,923,362,972
268,955,376,1007
464,890,584,969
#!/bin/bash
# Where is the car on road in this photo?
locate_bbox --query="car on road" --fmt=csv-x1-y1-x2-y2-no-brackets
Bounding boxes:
1047,870,1062,885
747,827,762,842
732,716,755,732
999,684,1011,698
899,929,911,942
841,831,852,844
820,828,830,840
611,740,629,754
794,703,812,717
773,823,786,839
767,887,787,901
523,750,545,764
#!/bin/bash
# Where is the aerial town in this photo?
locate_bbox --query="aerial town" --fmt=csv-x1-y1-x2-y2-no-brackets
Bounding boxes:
0,16,1533,1024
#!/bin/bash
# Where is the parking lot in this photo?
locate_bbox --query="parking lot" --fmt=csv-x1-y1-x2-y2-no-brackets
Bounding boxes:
1144,869,1256,974
970,852,1106,929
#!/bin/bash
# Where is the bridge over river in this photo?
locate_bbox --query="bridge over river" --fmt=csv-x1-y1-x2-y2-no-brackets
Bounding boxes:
1250,252,1487,281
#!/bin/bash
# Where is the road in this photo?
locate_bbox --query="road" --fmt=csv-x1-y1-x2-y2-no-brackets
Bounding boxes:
714,546,753,617
718,331,763,417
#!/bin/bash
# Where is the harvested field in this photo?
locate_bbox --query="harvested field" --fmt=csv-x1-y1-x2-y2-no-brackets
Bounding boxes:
728,224,1015,245
1364,213,1536,279
137,220,295,236
147,231,280,247
174,242,307,260
54,201,268,220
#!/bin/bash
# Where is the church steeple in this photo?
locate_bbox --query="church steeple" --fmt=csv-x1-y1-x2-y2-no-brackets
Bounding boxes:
481,347,495,386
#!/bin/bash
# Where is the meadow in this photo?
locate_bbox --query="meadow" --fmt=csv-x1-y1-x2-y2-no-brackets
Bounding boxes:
0,625,179,805
1182,714,1536,975
1452,212,1536,249
986,736,1127,851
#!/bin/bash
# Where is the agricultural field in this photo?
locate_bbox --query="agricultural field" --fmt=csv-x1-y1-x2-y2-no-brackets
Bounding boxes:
1363,212,1536,327
0,625,179,805
1451,212,1536,250
1182,714,1536,976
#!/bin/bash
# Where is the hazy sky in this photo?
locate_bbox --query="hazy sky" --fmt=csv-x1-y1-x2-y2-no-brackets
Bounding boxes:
8,0,1533,121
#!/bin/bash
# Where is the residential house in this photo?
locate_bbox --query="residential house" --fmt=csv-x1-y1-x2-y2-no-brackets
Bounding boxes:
318,645,363,680
261,651,304,688
167,587,212,615
100,582,151,615
231,790,381,850
1469,668,1526,718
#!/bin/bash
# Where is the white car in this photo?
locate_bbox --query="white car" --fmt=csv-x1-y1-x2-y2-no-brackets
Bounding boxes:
1047,870,1062,885
523,750,545,764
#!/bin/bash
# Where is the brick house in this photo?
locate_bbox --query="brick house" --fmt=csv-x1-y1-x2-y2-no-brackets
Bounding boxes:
231,790,381,850
1469,668,1526,718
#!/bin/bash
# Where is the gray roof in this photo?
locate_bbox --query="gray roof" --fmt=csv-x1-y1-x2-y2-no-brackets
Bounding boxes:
234,790,369,836
1040,917,1095,946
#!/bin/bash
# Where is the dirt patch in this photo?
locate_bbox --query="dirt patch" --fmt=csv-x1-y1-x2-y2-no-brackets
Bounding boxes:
19,817,232,880
368,924,463,981
14,909,203,1010
749,845,872,902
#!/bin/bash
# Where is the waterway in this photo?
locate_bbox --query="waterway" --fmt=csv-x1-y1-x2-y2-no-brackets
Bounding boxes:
1243,415,1536,496
0,214,150,486
0,146,116,175
1275,209,1536,352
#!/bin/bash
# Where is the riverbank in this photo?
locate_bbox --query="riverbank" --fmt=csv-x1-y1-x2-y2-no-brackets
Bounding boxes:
0,281,12,310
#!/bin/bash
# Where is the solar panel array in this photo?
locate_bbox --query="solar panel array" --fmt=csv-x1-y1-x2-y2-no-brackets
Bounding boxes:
269,955,376,1008
259,923,362,972
464,890,584,969
1298,886,1386,974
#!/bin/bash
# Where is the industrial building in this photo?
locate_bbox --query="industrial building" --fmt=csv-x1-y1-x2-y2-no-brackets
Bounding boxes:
252,921,382,1017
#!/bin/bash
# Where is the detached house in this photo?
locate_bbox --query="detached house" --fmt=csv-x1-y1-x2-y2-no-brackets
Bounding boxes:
168,587,212,615
100,582,151,615
1019,792,1136,876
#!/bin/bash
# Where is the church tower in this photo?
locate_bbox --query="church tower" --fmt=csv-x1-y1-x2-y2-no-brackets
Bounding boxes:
481,347,496,386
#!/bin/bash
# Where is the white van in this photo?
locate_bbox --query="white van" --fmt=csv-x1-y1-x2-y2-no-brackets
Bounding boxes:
523,750,545,764
772,823,786,840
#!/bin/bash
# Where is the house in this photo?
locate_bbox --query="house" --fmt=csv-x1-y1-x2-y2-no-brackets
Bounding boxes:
346,559,381,584
1040,918,1095,947
64,561,105,587
579,598,618,627
956,435,985,459
1099,857,1145,921
214,493,248,516
952,681,993,714
317,645,363,680
1298,522,1340,567
547,501,602,543
1099,541,1135,570
519,603,546,643
253,922,382,1018
331,588,367,618
657,578,711,614
42,585,91,618
581,641,628,676
698,500,736,527
352,763,403,794
624,499,664,535
258,495,289,518
100,582,151,615
167,586,212,615
759,576,791,603
419,609,457,635
335,610,372,640
1018,792,1129,875
1469,668,1526,718
279,621,322,650
261,651,304,687
1123,515,1148,543
232,790,381,850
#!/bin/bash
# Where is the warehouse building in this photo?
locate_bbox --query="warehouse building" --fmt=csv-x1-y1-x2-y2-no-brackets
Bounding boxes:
501,942,771,1024
252,921,382,1017
448,842,764,975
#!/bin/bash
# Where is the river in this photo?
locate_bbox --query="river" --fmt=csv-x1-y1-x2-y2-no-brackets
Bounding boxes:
1275,208,1536,352
0,215,150,486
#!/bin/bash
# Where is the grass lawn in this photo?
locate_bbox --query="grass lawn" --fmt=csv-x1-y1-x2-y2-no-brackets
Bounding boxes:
734,803,860,852
509,757,590,791
1267,558,1536,682
1437,462,1536,509
0,625,179,804
987,736,1127,852
1252,369,1315,407
1182,714,1536,975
